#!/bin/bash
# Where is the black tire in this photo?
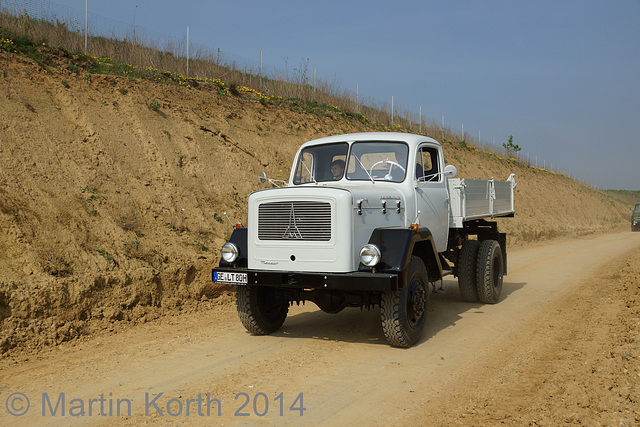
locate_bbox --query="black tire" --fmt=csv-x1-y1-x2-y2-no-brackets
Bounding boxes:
381,256,429,348
458,239,481,302
476,240,504,304
236,286,289,334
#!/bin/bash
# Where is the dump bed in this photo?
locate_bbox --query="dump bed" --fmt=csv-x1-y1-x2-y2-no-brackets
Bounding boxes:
447,175,516,228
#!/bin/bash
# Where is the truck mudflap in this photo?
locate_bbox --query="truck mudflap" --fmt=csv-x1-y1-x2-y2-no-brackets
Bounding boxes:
212,268,399,292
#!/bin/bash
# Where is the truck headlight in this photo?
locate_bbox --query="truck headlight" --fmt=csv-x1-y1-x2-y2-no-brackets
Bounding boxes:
221,242,239,263
360,244,381,267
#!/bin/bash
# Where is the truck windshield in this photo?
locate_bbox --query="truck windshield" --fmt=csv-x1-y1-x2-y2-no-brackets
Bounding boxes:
292,142,349,184
346,142,409,182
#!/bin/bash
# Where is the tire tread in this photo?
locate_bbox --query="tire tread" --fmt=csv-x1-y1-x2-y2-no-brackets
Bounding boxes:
236,286,288,334
476,240,503,304
381,256,428,348
458,240,481,302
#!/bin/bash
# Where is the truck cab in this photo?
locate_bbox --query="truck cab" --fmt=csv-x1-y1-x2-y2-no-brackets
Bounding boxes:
292,134,454,250
249,133,454,274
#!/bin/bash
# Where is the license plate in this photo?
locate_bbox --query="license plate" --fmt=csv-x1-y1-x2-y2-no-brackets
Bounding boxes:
214,271,248,285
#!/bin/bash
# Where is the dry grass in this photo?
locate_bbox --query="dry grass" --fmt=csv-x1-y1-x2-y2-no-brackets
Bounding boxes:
604,190,640,205
0,11,451,133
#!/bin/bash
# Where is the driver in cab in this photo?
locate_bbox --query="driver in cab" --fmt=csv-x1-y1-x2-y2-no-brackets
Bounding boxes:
330,159,345,180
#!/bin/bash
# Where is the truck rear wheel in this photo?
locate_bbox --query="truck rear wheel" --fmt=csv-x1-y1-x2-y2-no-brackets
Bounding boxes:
236,286,289,334
458,239,481,302
381,256,428,348
476,240,504,304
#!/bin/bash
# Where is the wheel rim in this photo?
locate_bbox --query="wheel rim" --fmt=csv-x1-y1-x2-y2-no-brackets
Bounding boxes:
407,280,426,328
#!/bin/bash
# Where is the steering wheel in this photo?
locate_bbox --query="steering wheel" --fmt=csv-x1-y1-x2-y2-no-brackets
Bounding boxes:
369,160,406,180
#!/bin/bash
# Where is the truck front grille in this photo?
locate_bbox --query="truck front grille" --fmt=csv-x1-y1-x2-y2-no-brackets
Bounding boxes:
258,201,331,241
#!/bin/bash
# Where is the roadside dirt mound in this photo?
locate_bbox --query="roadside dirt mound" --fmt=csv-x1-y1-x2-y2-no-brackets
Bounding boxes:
0,48,631,355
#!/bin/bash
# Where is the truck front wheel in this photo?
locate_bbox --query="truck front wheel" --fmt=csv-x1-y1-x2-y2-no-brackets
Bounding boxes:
381,256,428,348
236,286,289,334
476,240,504,304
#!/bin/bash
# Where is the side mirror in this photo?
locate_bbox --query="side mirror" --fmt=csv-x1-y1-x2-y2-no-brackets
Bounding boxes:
258,171,287,188
443,164,457,178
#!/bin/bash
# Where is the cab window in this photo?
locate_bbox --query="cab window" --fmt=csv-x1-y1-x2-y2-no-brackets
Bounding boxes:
293,143,348,184
417,146,440,182
346,142,408,182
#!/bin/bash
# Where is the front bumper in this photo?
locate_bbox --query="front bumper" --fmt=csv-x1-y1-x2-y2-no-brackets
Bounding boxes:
212,267,399,292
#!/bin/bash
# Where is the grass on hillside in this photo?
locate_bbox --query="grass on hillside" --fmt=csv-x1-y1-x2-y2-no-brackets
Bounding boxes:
0,12,483,138
604,190,640,206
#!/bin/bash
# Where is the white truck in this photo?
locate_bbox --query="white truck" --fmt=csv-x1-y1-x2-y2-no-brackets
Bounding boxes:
213,132,516,347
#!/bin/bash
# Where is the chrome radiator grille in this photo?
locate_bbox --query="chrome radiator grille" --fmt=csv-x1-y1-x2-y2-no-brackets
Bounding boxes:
258,201,331,241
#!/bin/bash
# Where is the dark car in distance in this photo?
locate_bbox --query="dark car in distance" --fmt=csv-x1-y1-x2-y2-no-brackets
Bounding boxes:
632,203,640,232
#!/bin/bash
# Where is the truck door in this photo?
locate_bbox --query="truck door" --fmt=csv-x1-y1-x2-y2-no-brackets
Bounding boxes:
414,145,449,252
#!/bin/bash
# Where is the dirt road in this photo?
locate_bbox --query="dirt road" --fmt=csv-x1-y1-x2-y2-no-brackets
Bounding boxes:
1,231,639,426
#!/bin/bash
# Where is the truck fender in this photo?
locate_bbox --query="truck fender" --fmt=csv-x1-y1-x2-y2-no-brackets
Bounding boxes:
219,227,248,267
360,227,443,287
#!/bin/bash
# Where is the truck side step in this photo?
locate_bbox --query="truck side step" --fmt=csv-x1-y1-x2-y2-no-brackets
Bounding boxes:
439,253,453,277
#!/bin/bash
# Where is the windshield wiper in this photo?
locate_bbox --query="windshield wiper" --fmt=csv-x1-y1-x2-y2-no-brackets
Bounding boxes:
353,155,375,183
302,159,317,184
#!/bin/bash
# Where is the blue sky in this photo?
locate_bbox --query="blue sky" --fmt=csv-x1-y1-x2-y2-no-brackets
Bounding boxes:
30,0,640,190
